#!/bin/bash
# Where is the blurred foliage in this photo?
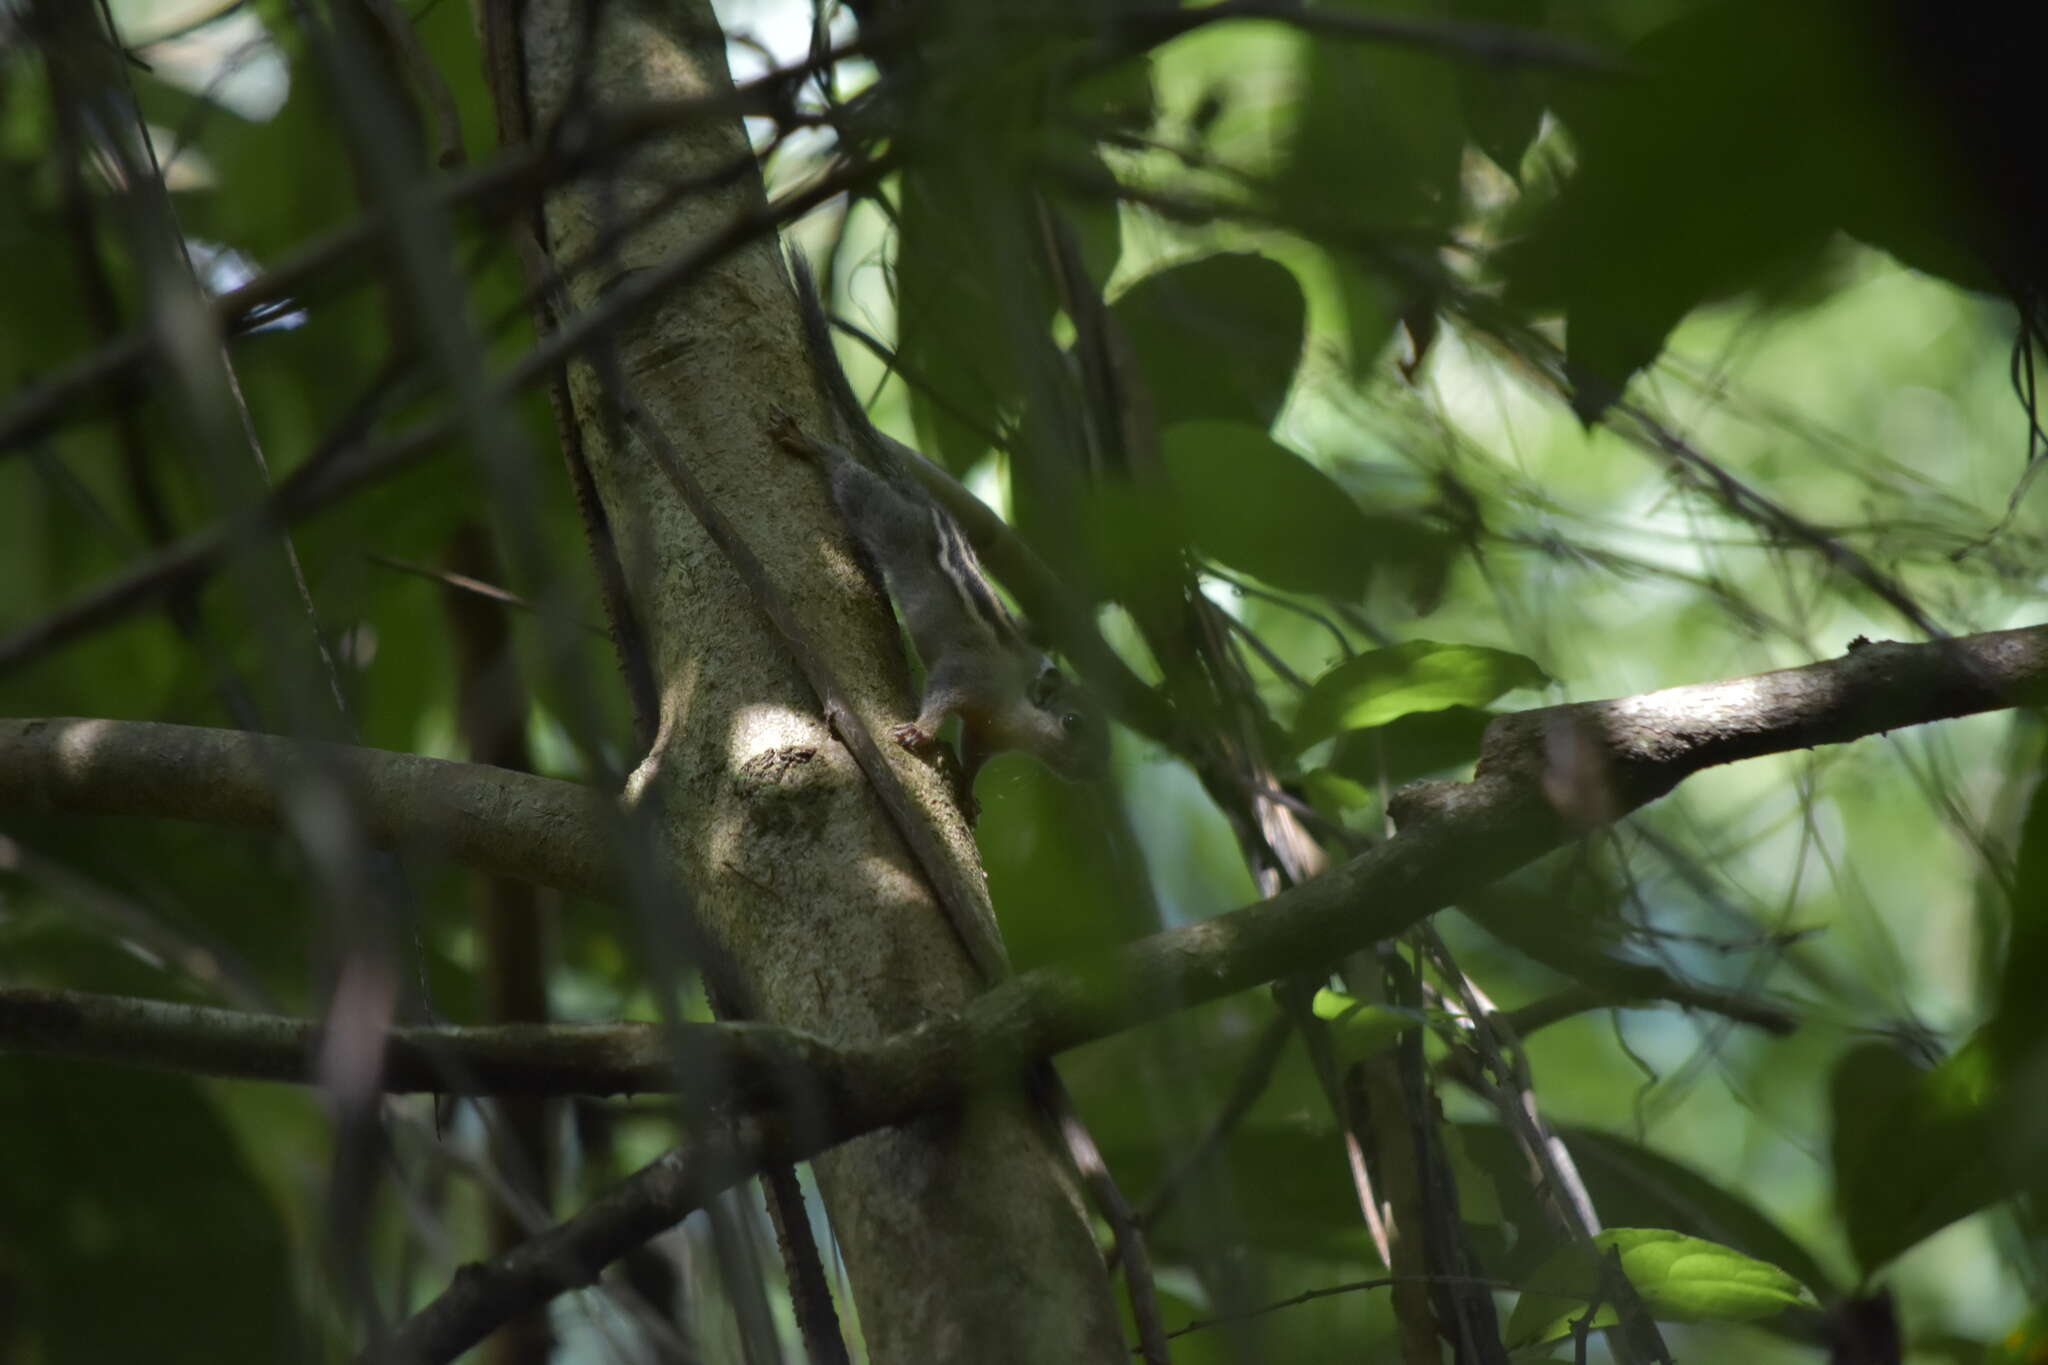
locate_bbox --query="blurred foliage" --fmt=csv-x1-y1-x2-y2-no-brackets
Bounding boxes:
3,0,2047,1359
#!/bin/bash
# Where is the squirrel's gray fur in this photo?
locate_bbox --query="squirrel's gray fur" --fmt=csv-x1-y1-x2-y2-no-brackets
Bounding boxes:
782,249,1110,788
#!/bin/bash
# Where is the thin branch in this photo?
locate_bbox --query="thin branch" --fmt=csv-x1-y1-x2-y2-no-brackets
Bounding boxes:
1203,566,1361,661
1155,1274,1508,1348
1495,981,1796,1039
0,718,615,900
1055,1100,1170,1365
0,971,1795,1105
379,1121,788,1365
0,41,871,456
367,552,608,635
0,987,844,1098
1607,399,1947,641
0,155,891,678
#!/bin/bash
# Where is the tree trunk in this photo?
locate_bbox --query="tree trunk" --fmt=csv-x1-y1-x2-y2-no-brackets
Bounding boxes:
510,2,1126,1358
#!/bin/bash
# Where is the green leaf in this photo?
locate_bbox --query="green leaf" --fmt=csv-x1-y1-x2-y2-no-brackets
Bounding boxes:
1830,1038,2010,1274
0,1058,306,1362
1104,1120,1382,1264
1114,253,1306,430
1294,641,1548,751
1326,704,1493,787
897,175,1029,473
1549,1129,1841,1303
1452,0,1546,176
1300,767,1376,813
1990,758,2048,1078
1309,988,1424,1056
1494,0,2000,421
1331,255,1400,384
1161,421,1378,598
1277,0,1463,237
1505,1229,1814,1349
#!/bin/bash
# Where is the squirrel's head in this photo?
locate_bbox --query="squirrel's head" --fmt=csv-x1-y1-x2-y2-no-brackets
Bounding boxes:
1024,661,1112,782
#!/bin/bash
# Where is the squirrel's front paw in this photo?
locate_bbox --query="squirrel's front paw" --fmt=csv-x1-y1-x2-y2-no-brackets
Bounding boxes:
891,721,938,755
769,409,818,460
889,724,979,823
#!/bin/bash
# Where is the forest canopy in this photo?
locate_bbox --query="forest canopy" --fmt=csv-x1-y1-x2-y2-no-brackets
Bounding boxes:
1,0,2045,1362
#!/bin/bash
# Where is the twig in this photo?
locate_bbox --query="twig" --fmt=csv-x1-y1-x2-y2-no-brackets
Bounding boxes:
368,552,609,636
1607,399,1947,641
1494,982,1796,1039
1056,1098,1171,1365
1218,610,1312,692
0,986,841,1098
1153,1273,1508,1347
1202,566,1360,662
0,41,873,456
0,156,891,678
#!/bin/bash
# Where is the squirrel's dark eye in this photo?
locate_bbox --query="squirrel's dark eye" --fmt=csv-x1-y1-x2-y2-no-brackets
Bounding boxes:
1061,713,1084,734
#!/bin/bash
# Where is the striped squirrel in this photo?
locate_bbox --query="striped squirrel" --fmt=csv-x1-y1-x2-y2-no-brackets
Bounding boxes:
777,253,1111,800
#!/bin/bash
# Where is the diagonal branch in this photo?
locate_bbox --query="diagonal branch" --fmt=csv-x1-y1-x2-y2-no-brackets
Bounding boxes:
369,622,2048,1359
6,629,2035,1360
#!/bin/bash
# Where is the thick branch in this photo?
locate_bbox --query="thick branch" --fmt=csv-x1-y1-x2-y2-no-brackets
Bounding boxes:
0,718,615,901
378,623,2047,1357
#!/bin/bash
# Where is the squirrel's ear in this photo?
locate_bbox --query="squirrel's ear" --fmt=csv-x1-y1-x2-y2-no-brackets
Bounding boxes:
1027,660,1062,706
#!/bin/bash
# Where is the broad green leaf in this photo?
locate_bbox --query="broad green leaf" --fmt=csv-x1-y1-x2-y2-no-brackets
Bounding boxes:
1326,704,1493,787
1331,254,1400,384
1309,988,1423,1057
1114,253,1306,430
1551,1129,1840,1303
0,1058,306,1363
1294,641,1548,751
1830,1038,2009,1274
897,174,1030,473
1300,767,1375,813
1496,0,2002,421
1453,0,1546,176
1990,759,2048,1082
1277,0,1462,238
1161,421,1379,599
1455,1122,1836,1300
1103,1121,1382,1263
1505,1229,1813,1348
